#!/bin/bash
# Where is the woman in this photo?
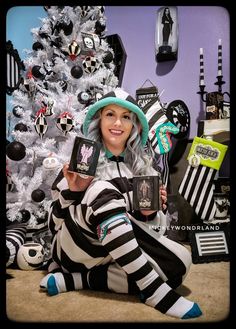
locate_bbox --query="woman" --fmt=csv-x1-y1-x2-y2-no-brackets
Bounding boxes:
162,7,173,46
40,88,202,319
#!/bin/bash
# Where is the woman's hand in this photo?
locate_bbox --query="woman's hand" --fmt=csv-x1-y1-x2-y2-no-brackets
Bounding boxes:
62,163,94,192
160,184,167,211
140,185,168,217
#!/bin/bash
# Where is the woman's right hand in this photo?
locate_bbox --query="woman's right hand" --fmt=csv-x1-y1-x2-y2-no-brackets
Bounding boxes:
62,163,94,192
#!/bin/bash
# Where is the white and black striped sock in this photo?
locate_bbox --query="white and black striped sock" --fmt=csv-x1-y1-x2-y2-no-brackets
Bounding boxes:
40,272,85,296
97,213,202,319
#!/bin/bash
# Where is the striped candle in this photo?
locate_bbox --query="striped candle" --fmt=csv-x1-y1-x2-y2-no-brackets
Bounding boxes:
217,39,222,77
199,48,205,86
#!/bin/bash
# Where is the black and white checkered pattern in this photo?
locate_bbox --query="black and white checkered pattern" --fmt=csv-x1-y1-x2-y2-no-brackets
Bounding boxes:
56,116,74,135
82,56,100,74
34,112,48,138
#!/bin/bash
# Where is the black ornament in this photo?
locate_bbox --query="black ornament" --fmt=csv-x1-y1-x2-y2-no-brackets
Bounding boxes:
71,65,83,79
32,65,44,79
61,20,73,36
14,123,28,132
31,189,46,203
12,105,23,118
32,42,44,51
6,141,26,161
19,209,31,223
103,50,113,63
39,30,49,39
95,20,106,35
77,91,92,104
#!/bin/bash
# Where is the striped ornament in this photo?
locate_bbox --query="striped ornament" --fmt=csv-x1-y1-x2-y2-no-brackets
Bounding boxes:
68,41,81,60
34,112,48,139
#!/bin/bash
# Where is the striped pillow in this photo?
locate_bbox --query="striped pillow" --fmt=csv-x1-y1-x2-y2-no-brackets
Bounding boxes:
6,224,27,268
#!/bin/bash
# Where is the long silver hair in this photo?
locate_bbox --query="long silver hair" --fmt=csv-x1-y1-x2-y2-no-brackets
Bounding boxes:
86,109,156,177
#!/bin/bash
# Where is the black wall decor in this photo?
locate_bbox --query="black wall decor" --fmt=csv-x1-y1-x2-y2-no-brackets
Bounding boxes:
6,40,25,95
106,34,127,86
188,223,230,263
155,6,178,62
136,80,159,109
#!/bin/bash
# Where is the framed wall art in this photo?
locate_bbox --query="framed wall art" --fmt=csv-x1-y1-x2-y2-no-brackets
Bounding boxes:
155,6,179,62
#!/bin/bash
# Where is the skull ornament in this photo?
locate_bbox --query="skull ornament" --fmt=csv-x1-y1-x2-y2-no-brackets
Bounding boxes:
84,36,94,49
17,242,45,270
43,156,60,170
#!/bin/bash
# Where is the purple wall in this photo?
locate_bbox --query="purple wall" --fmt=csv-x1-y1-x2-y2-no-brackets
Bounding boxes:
105,6,230,138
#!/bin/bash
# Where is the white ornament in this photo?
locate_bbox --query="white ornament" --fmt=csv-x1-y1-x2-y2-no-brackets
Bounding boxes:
188,154,201,168
43,156,60,170
17,242,44,270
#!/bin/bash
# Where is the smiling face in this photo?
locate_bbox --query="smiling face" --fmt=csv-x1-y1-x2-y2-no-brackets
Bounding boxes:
100,104,134,155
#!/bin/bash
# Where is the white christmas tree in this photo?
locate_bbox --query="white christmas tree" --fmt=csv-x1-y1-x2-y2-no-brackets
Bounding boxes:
6,6,118,251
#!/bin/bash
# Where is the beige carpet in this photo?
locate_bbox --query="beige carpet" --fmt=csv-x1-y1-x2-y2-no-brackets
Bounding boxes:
6,259,230,323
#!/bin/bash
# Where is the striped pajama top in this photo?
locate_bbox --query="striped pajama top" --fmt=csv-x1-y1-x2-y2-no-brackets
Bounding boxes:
48,155,161,273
